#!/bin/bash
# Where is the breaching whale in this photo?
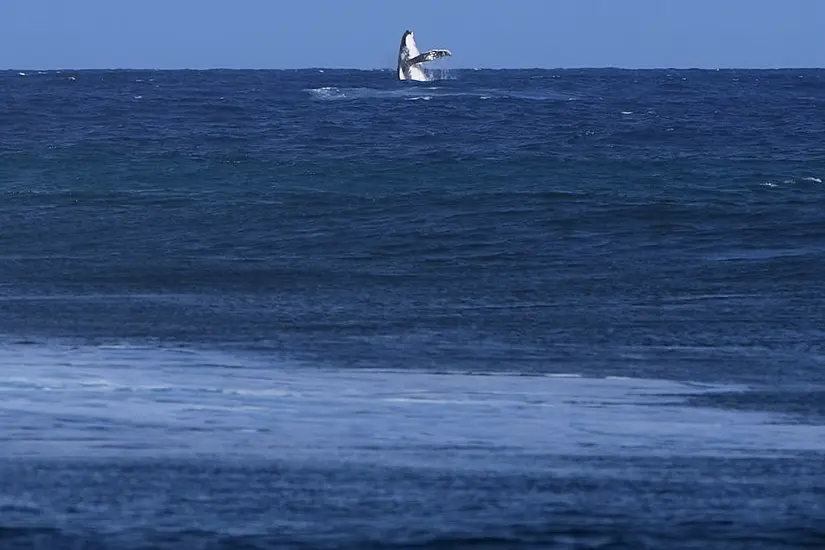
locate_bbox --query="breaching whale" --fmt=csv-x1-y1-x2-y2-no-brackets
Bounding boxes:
396,30,451,81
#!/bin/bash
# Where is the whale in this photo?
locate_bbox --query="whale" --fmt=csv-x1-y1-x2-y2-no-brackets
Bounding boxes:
396,30,451,81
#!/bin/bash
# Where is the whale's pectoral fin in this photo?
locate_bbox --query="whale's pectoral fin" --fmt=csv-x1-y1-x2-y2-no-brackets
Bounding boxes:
408,49,452,65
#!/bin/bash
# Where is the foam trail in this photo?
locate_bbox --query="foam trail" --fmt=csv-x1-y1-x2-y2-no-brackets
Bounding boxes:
2,343,824,464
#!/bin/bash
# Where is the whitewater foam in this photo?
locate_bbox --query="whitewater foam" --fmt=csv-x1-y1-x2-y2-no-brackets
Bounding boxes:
1,343,823,465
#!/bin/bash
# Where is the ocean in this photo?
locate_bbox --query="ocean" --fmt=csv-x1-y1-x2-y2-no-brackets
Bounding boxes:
1,67,824,549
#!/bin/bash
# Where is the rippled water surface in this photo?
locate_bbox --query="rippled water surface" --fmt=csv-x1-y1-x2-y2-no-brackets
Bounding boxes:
1,68,824,548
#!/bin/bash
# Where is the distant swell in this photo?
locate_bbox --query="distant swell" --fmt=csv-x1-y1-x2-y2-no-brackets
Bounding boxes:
1,522,823,549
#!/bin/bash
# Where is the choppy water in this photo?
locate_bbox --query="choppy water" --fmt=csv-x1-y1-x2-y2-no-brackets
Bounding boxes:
1,68,824,548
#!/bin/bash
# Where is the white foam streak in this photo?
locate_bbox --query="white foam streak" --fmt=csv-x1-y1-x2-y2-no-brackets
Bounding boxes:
1,344,822,466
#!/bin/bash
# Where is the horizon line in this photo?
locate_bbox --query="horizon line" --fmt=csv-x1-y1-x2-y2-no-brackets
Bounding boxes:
4,66,825,72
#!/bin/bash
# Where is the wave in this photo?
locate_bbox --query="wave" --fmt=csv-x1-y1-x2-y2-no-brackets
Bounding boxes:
759,175,823,188
2,525,823,550
3,340,824,463
307,86,575,102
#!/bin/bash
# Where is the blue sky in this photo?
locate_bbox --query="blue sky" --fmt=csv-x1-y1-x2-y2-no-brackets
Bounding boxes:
1,0,822,69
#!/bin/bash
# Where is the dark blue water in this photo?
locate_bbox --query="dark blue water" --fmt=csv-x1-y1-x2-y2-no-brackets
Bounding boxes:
1,68,824,549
